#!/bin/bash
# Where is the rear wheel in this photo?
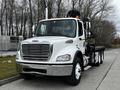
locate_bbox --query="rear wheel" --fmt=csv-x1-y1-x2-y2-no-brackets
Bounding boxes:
90,52,101,66
95,52,101,66
100,52,104,64
89,52,95,66
66,57,82,86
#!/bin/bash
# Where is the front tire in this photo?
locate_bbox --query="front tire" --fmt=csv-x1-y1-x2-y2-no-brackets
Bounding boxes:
20,74,34,80
66,57,82,86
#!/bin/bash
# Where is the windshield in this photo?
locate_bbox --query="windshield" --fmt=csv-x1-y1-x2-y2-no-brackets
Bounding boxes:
35,19,77,38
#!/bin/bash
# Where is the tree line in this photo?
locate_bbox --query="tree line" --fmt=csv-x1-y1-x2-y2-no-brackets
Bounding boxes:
0,0,116,47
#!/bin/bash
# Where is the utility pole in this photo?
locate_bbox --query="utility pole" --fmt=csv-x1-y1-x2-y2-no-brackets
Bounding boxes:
45,0,48,19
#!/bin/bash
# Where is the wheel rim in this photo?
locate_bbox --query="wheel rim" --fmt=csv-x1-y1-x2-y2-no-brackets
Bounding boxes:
75,63,81,80
98,55,101,64
95,53,100,64
97,53,101,64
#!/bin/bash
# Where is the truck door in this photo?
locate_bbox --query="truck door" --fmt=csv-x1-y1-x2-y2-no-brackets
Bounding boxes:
77,21,85,54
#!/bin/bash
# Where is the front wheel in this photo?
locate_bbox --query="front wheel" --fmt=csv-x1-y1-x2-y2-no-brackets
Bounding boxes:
66,57,82,86
20,74,35,80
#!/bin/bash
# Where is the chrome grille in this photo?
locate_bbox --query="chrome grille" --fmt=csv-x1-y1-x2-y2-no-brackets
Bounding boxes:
22,44,52,61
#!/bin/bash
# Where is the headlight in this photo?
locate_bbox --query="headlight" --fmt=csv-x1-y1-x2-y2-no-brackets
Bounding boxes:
56,54,71,62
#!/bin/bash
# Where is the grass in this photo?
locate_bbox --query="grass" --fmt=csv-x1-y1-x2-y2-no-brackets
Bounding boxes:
111,44,120,48
0,56,18,80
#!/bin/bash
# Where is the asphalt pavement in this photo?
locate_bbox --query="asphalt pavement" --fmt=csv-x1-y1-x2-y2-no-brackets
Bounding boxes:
0,49,120,90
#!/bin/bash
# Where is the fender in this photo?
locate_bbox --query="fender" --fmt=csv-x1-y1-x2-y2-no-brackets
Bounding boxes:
53,45,79,64
73,50,84,71
53,45,84,70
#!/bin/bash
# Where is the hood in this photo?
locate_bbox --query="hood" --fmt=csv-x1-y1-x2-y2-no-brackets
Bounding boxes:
22,36,73,44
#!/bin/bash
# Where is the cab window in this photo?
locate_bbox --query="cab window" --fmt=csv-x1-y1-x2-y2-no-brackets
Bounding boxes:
78,21,83,36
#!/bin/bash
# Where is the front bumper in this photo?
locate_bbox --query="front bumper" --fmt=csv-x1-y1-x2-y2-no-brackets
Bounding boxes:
16,63,73,76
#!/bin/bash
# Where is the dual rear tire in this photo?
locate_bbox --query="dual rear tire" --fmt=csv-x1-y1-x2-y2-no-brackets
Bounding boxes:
91,52,104,66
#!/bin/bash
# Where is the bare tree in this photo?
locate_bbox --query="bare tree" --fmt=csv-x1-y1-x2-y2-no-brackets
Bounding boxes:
22,0,28,37
78,0,84,9
19,7,24,36
36,0,46,21
71,0,78,10
28,0,33,38
47,0,54,18
91,0,112,21
0,0,115,45
14,4,19,36
0,0,6,35
36,0,41,23
94,20,116,47
56,0,62,17
5,0,9,35
7,0,15,36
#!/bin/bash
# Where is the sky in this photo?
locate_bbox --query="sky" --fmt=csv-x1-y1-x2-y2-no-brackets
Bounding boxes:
110,0,120,33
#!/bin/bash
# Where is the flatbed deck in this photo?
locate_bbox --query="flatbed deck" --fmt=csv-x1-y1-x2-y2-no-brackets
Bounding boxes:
95,46,105,52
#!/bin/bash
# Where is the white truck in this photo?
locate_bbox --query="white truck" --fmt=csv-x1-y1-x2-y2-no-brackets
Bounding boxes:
16,18,105,85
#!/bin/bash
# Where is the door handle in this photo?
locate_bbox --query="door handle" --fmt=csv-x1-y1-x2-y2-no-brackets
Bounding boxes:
79,38,82,40
79,38,85,40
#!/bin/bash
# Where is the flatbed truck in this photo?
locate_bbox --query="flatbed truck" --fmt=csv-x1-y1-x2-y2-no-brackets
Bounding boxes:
16,18,105,85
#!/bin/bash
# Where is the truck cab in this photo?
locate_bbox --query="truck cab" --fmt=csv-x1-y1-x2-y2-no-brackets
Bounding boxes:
16,18,105,85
